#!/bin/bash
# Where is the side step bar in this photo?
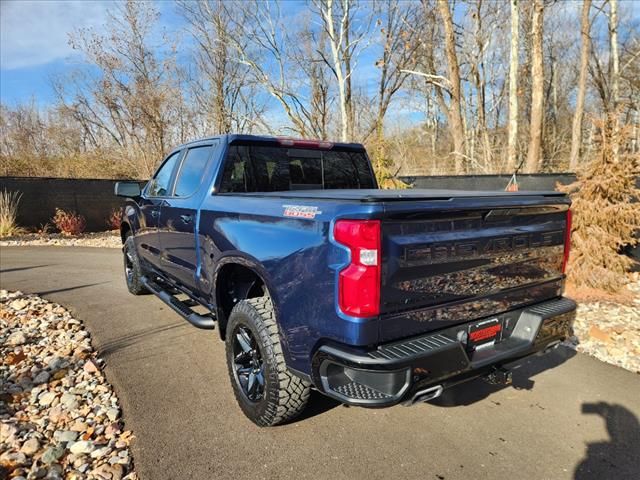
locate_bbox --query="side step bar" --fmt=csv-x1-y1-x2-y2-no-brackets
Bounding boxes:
141,276,216,330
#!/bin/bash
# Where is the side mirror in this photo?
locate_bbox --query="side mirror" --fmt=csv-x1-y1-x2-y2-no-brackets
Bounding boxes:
115,181,141,198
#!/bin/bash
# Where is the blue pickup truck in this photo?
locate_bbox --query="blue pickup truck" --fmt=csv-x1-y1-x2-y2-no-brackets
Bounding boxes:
115,134,576,426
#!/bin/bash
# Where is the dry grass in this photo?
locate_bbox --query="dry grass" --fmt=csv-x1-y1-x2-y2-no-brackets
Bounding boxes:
0,189,25,238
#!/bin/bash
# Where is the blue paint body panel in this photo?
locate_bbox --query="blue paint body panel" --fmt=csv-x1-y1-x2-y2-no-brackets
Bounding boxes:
124,134,572,378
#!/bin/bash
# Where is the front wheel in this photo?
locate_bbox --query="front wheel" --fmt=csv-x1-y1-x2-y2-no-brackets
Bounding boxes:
123,235,148,295
225,296,310,426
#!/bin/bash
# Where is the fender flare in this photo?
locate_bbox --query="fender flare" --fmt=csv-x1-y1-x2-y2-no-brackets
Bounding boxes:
212,252,281,338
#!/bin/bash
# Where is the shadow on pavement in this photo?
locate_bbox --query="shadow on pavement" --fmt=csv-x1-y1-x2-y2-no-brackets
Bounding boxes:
430,345,577,407
97,322,190,357
36,282,110,296
574,402,640,479
0,264,54,274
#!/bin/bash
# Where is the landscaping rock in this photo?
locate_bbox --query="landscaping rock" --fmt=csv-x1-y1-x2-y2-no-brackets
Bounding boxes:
41,446,65,464
20,438,40,456
7,331,27,346
69,440,94,455
566,277,640,373
0,291,136,478
0,232,121,249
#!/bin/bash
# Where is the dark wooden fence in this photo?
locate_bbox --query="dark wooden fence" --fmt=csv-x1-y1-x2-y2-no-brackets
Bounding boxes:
0,177,144,232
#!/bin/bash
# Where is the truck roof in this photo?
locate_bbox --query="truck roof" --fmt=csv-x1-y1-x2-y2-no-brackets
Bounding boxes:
178,134,366,151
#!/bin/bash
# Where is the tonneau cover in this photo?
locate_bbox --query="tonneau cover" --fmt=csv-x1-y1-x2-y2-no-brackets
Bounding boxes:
220,188,566,202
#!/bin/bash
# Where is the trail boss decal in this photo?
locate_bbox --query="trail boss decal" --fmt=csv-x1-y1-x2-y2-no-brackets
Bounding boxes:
283,205,322,219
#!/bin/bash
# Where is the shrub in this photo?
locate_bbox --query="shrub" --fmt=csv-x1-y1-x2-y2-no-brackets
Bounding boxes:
107,207,122,231
36,223,52,237
558,118,640,293
52,208,86,236
0,189,25,238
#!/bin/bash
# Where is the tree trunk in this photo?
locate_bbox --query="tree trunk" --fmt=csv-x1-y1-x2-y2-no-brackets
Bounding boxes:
437,0,465,173
507,0,519,172
525,0,544,173
610,0,620,162
323,0,349,142
569,0,591,171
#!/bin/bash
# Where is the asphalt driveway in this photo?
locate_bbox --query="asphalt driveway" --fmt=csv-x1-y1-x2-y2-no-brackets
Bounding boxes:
1,246,639,480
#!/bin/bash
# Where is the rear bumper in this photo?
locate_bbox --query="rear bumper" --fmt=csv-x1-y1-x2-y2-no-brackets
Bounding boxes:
311,297,576,406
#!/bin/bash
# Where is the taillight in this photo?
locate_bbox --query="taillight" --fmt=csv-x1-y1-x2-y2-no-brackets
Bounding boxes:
334,220,381,317
562,209,572,274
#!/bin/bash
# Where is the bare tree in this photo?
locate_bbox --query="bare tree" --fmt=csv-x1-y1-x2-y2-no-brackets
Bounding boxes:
226,0,322,137
54,0,188,177
507,0,519,172
524,0,544,173
610,0,620,161
569,0,592,170
314,0,369,142
178,0,266,135
436,0,466,173
292,17,334,139
367,0,420,177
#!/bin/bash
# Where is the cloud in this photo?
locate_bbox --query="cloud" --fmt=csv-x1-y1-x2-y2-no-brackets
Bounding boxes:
0,0,109,70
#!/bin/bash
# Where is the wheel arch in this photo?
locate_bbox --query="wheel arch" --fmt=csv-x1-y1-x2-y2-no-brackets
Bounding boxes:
213,256,278,341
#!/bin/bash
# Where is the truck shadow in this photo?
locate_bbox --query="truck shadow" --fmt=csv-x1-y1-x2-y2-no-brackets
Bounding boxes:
429,345,577,407
282,390,343,424
574,402,640,479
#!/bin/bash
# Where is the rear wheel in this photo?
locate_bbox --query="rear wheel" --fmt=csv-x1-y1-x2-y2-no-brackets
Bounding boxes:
123,235,148,295
225,296,310,426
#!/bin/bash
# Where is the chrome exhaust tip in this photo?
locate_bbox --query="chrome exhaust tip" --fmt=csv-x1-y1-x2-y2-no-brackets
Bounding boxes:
403,385,443,406
537,340,562,356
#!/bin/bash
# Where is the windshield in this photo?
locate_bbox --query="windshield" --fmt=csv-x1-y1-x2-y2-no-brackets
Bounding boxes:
219,145,376,193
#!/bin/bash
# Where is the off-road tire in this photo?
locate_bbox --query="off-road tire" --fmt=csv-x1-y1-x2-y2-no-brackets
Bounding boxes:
123,235,148,295
225,296,311,426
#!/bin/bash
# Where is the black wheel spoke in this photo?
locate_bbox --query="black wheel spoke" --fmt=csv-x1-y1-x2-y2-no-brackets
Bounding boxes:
256,369,265,387
235,351,250,363
247,372,256,395
232,325,265,403
236,329,252,353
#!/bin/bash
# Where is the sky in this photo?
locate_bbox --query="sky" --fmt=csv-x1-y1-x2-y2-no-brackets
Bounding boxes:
0,0,394,130
2,0,635,130
0,0,183,105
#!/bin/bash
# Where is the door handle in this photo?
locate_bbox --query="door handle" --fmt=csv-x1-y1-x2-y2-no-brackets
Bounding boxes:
180,214,193,224
151,210,160,218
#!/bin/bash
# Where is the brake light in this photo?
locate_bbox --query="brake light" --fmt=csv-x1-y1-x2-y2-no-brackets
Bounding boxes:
562,209,572,274
334,220,381,317
277,137,334,149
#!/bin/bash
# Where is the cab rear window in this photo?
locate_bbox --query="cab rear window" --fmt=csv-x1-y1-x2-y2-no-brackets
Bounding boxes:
219,145,375,193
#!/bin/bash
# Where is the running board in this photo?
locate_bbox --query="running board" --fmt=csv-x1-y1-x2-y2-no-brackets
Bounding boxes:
141,276,216,330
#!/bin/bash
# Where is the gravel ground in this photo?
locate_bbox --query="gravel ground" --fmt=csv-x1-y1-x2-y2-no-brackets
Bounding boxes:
0,233,121,249
566,275,640,373
0,291,136,480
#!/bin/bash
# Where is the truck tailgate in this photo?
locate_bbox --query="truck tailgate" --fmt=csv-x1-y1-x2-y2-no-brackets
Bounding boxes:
379,197,570,343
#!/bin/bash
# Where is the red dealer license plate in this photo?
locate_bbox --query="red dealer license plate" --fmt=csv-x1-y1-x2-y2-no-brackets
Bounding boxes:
468,318,503,349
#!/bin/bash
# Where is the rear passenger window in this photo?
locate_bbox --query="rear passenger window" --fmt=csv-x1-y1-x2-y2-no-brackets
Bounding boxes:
147,151,181,197
174,145,214,197
219,145,375,193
